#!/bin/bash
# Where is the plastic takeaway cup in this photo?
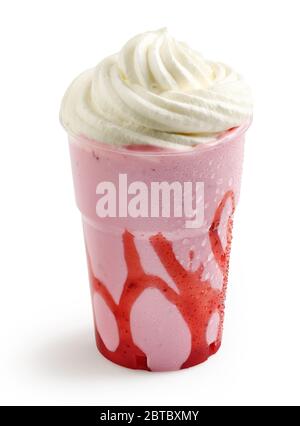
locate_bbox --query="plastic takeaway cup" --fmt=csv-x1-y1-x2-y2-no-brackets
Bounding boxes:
67,123,249,371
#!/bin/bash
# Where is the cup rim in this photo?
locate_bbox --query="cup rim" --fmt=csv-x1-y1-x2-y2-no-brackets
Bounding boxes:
66,119,252,158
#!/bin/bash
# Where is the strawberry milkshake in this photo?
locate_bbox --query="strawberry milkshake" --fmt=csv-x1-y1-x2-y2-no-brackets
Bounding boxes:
60,29,252,371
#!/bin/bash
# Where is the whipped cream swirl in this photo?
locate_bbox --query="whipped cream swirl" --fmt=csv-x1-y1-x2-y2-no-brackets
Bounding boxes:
61,29,252,150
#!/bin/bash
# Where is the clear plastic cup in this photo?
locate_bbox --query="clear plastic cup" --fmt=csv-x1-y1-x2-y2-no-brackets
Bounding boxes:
67,123,249,371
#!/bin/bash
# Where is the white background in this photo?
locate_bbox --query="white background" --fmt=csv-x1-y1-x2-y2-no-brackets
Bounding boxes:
0,0,299,406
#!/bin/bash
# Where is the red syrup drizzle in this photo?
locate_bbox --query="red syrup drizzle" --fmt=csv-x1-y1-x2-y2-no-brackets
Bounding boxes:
88,190,235,370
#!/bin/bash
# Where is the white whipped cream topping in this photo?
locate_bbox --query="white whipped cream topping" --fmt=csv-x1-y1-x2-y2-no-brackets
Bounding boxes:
60,29,252,150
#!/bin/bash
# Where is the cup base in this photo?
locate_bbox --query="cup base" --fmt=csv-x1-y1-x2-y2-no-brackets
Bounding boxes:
94,327,222,372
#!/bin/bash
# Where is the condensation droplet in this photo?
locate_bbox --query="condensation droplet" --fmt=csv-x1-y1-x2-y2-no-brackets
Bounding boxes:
217,178,223,185
228,178,233,186
201,238,207,247
182,238,190,245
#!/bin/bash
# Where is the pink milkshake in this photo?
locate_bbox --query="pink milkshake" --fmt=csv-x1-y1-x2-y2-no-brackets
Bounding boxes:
61,29,252,371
